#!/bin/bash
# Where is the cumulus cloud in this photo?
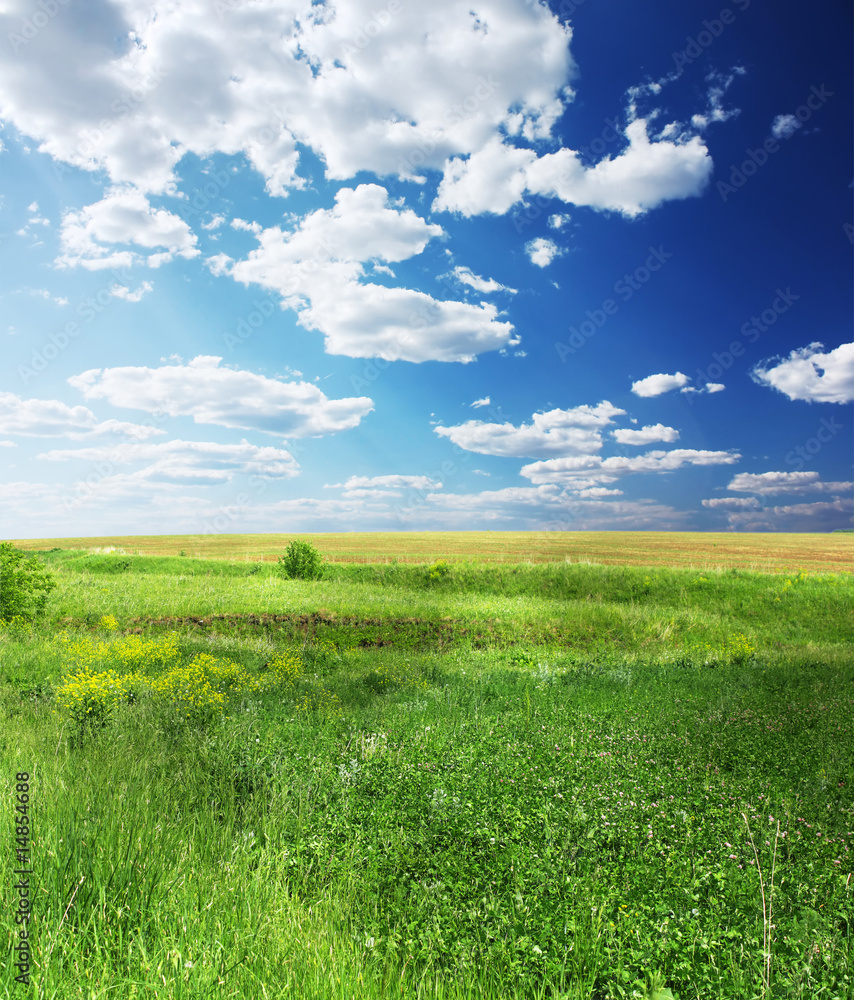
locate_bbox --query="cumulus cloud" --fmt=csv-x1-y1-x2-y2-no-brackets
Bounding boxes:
218,184,517,362
612,423,679,445
67,356,373,438
55,187,199,270
0,392,164,440
434,401,625,458
470,397,491,408
0,0,573,195
434,116,713,218
751,342,854,404
525,237,561,268
631,372,690,397
726,471,853,495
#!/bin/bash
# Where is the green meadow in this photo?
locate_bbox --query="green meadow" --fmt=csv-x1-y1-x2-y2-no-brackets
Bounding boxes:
1,542,852,999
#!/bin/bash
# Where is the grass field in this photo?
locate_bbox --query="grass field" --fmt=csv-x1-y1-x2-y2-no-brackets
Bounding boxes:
1,537,852,999
8,530,853,573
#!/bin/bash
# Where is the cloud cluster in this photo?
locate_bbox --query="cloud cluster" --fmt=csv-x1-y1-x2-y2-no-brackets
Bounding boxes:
0,0,573,195
0,392,163,440
434,117,713,219
523,449,740,489
56,187,199,270
726,471,853,495
67,356,373,437
217,184,517,362
751,342,854,404
434,402,625,458
38,438,299,484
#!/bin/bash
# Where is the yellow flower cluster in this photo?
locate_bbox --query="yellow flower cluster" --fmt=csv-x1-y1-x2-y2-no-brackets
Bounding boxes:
724,631,755,665
53,667,141,729
691,632,756,666
98,615,119,631
53,633,309,730
56,631,181,673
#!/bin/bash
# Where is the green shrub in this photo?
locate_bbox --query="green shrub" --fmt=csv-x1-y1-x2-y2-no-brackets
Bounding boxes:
425,559,451,584
0,543,56,623
277,539,325,581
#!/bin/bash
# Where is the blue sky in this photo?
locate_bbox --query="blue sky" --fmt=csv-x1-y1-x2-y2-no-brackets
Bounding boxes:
1,0,852,539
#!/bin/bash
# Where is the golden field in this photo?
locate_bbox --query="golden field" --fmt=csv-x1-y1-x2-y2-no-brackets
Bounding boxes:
7,530,852,572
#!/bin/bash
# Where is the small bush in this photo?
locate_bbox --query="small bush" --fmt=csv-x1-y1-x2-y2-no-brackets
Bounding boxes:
0,543,56,623
425,559,451,584
277,539,325,581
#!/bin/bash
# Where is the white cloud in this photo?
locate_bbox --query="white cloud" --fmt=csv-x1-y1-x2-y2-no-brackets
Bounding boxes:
690,68,744,130
771,114,800,140
631,372,690,397
28,288,68,306
470,397,491,408
453,266,516,294
0,0,573,195
67,356,373,438
55,187,199,270
38,438,299,485
522,448,740,486
221,184,517,362
525,237,561,268
702,496,762,510
435,401,625,458
724,498,853,533
341,488,402,498
612,423,679,445
434,117,713,219
0,392,164,440
548,213,569,229
726,471,853,495
414,487,690,530
330,474,442,491
751,342,854,404
110,281,153,302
